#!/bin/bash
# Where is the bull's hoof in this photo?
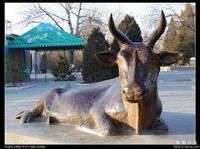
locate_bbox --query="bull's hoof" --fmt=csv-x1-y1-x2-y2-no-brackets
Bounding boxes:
98,125,116,136
16,110,34,124
99,128,111,136
76,126,112,137
93,128,111,137
152,117,168,131
47,116,59,124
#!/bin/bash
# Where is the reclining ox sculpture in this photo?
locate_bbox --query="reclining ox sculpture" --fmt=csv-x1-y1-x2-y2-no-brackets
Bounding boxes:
16,11,183,136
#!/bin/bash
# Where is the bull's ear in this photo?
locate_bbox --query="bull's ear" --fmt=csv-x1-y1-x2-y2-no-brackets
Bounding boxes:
154,51,184,66
95,51,117,66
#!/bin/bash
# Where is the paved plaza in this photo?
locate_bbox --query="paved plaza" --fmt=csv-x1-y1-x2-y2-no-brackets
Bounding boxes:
5,70,196,144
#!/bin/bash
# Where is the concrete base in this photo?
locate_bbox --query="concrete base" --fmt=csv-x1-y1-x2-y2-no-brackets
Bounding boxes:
5,111,196,144
5,133,57,144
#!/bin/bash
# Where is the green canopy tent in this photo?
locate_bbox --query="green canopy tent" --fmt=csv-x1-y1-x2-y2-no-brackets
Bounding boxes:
7,23,86,81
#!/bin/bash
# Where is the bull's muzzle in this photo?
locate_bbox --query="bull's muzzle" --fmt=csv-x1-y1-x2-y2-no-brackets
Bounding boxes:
122,86,148,103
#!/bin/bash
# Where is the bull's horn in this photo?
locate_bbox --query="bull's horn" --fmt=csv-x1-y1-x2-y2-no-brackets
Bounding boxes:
109,13,133,45
147,10,166,48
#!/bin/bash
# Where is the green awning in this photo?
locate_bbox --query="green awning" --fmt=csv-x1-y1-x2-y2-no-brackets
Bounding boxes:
8,23,86,49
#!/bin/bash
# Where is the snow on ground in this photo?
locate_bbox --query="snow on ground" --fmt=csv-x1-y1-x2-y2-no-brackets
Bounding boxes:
30,72,55,79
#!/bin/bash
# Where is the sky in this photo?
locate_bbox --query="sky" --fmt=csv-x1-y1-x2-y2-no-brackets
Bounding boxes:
5,3,195,38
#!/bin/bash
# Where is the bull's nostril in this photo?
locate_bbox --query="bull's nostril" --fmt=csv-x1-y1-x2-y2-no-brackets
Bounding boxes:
123,87,129,94
141,90,145,96
139,90,148,98
135,89,146,97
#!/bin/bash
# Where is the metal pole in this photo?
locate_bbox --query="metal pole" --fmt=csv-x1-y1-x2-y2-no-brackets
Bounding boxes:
35,50,37,80
45,50,47,82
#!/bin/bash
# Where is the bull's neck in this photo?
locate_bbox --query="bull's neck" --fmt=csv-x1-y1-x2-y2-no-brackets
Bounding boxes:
119,81,158,133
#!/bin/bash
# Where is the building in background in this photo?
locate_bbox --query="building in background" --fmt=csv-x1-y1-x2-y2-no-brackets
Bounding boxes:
6,22,85,81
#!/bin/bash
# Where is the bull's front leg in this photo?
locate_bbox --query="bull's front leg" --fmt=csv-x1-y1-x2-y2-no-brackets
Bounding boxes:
16,99,44,124
89,108,115,136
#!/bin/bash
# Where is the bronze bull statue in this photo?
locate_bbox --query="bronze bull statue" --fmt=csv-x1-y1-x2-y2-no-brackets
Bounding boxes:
16,11,183,136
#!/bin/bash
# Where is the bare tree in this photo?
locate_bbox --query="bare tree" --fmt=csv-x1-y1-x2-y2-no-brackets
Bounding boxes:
139,3,195,52
19,3,107,36
79,9,110,40
143,4,195,34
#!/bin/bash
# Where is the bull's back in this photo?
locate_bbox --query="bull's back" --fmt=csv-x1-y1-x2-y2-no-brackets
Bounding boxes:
43,78,119,123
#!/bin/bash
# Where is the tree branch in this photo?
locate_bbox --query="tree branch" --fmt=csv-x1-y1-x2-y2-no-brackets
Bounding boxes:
49,12,69,22
37,4,65,31
75,3,82,35
59,3,74,34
